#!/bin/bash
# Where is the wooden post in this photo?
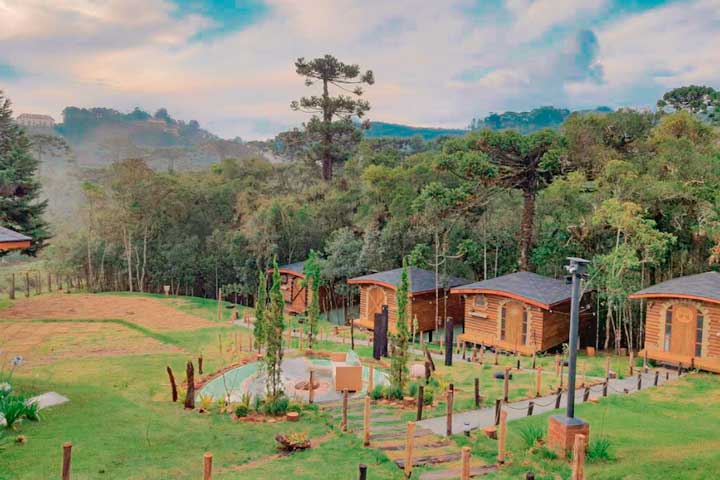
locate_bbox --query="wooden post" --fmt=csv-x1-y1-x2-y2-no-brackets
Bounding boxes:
363,395,371,446
25,272,30,297
203,452,213,480
461,446,471,480
503,366,511,402
198,355,203,375
527,400,534,416
654,370,659,386
446,387,454,436
571,434,586,480
637,373,642,391
342,390,349,432
629,351,634,376
471,345,477,362
644,350,648,373
48,272,52,292
474,378,480,408
583,387,590,402
494,398,501,425
581,361,587,387
368,365,374,394
497,410,507,465
532,350,537,369
555,389,562,409
62,442,72,480
603,381,608,397
10,273,15,300
358,464,368,480
605,356,611,379
166,366,178,402
404,421,415,478
535,367,542,397
560,362,565,389
309,369,315,404
184,361,195,409
416,385,424,421
479,346,484,364
494,349,499,365
555,354,561,376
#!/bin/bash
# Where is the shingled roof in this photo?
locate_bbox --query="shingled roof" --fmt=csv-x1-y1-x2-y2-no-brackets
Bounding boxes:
0,226,31,243
451,271,573,308
348,267,471,295
278,261,306,276
630,271,720,303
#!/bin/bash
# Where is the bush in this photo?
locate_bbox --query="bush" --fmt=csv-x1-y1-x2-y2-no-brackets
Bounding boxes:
586,437,612,463
518,424,545,449
407,382,419,397
0,395,28,429
287,403,302,414
302,403,319,413
384,385,403,401
22,401,40,422
197,394,214,412
535,446,557,460
370,385,384,400
263,395,289,416
253,395,263,413
234,405,249,417
422,388,434,405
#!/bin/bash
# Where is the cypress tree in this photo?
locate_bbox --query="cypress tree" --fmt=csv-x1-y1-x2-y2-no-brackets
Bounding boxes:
264,259,286,397
390,259,410,392
0,91,49,255
303,250,321,349
254,269,268,351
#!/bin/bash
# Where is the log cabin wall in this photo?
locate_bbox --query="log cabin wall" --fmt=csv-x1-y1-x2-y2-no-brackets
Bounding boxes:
409,291,464,332
462,293,544,350
644,298,720,360
280,273,307,314
358,284,398,329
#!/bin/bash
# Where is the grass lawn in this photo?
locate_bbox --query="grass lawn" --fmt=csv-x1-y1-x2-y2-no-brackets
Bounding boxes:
2,292,719,479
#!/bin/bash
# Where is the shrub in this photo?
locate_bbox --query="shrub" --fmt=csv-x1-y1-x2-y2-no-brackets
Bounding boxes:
287,403,302,414
518,424,545,449
253,395,263,413
384,385,403,401
263,395,289,416
197,394,214,412
302,403,319,413
370,385,384,400
407,382,419,397
240,392,252,409
234,405,249,417
22,401,40,422
0,395,27,429
586,437,612,463
535,446,557,460
422,388,434,405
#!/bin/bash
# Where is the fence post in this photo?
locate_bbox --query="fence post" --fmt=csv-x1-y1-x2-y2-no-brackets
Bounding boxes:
25,272,30,297
203,452,213,480
474,378,480,408
637,373,642,391
309,369,316,404
184,361,195,409
446,387,454,436
555,354,561,376
527,401,534,416
494,349,499,365
342,390,349,432
503,366,511,402
198,355,203,375
404,421,415,478
10,273,15,300
358,464,368,480
363,395,371,447
368,365,374,394
571,434,586,480
560,361,565,389
643,350,648,373
532,351,536,369
416,385,424,421
62,442,72,480
629,351,634,376
605,355,611,379
555,389,562,409
494,398,501,425
461,446,471,480
603,381,608,397
497,410,508,465
535,367,542,397
654,370,659,387
479,346,484,364
166,366,178,402
583,387,590,402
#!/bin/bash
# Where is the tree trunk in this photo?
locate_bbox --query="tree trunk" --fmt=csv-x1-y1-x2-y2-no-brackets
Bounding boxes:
519,189,536,271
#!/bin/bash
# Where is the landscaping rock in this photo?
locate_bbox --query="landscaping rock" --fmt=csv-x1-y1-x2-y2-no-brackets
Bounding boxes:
28,392,69,410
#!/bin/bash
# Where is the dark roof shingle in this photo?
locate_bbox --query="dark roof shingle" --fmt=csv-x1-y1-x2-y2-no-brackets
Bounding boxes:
0,226,31,243
349,267,470,294
279,261,306,276
631,271,720,302
451,271,572,307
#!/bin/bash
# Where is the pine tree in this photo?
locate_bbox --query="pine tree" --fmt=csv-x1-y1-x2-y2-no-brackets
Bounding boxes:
254,269,268,351
303,250,321,349
264,259,286,398
390,259,410,392
0,91,49,255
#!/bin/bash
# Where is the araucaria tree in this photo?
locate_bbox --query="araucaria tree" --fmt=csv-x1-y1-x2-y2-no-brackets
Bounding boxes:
291,54,374,180
303,250,321,349
254,269,268,351
264,260,286,397
390,259,410,392
0,91,50,255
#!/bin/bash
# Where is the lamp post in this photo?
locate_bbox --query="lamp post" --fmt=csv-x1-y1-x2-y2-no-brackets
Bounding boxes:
548,257,590,456
565,257,589,418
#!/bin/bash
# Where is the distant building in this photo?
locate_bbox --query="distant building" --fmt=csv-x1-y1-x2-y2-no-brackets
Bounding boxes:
16,113,55,128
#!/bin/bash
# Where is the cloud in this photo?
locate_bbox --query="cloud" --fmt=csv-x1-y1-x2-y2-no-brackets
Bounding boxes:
0,0,718,139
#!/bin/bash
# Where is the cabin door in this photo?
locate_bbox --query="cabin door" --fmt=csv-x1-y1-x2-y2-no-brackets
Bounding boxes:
367,287,386,321
503,302,526,347
669,304,697,357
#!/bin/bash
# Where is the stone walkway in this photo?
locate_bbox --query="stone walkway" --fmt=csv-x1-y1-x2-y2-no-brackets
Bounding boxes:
417,368,677,436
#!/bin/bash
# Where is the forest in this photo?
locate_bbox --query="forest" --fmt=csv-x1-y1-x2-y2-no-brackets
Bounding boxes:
4,56,720,354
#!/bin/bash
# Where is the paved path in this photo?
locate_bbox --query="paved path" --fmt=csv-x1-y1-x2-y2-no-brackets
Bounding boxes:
417,368,678,436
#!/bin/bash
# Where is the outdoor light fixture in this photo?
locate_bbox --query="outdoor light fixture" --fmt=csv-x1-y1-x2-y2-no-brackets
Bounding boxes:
463,421,470,436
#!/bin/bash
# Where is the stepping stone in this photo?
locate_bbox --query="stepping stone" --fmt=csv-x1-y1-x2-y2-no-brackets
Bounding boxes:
378,440,451,451
394,452,462,468
419,464,498,480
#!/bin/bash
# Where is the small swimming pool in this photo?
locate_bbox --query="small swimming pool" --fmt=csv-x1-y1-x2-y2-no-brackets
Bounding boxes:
197,355,389,404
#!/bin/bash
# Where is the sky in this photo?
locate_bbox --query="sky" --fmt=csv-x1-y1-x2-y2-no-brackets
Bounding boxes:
1,0,719,140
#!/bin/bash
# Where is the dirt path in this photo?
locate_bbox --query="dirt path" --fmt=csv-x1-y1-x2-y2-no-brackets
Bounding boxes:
0,293,215,331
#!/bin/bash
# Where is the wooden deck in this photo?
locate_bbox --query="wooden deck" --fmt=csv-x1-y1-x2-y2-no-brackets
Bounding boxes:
458,332,537,356
641,348,720,374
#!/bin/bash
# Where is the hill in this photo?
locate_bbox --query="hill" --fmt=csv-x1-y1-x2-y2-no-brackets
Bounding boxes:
469,105,613,134
364,121,467,140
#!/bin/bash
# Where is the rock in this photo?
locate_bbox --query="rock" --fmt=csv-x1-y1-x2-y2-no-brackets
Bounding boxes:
27,392,69,410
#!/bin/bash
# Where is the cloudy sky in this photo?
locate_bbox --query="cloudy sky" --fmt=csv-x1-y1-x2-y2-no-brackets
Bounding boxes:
1,0,719,139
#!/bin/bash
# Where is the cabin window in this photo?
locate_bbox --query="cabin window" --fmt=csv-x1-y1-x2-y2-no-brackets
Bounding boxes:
473,295,487,308
521,309,528,344
696,313,704,357
500,306,506,340
664,306,673,351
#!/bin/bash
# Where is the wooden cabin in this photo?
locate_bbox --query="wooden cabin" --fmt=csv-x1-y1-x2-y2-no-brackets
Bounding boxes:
630,272,720,373
0,227,31,252
348,267,469,334
271,261,334,315
451,271,593,355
